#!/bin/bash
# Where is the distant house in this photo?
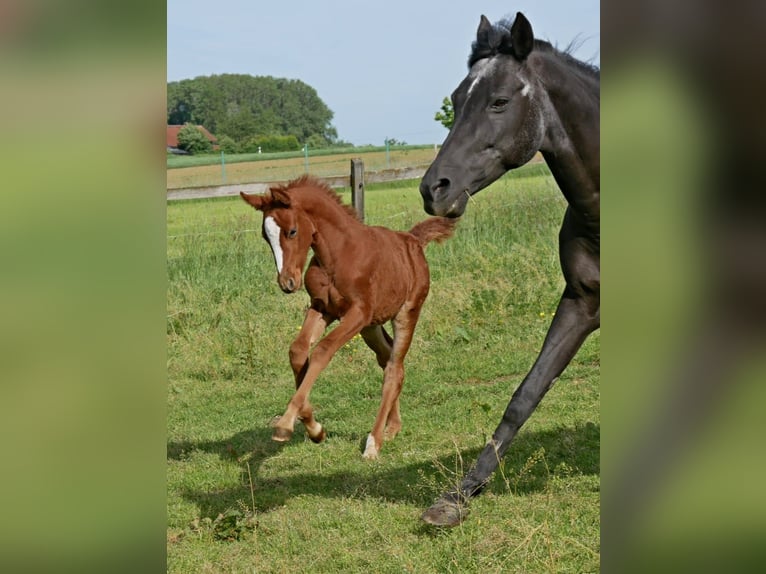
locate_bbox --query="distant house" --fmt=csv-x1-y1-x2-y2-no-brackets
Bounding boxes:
166,125,218,154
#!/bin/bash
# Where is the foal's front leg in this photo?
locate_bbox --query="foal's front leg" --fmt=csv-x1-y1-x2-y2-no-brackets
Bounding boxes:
278,307,330,443
273,307,370,442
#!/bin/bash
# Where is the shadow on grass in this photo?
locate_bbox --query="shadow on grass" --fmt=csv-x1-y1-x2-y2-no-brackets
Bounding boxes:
168,421,599,520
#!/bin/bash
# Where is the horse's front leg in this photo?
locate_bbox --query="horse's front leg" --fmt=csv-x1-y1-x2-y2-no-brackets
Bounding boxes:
422,286,599,526
273,306,370,443
278,307,331,443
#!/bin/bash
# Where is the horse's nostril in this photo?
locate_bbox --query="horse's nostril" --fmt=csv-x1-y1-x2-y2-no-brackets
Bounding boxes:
431,178,450,195
286,278,295,291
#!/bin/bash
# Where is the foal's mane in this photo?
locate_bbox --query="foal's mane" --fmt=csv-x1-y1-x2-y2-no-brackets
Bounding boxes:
273,175,361,222
469,18,600,80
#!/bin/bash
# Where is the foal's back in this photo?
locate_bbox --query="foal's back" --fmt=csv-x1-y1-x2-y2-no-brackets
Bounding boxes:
314,223,432,325
360,225,431,323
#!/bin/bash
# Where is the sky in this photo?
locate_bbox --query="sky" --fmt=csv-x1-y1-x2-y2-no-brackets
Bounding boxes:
167,1,599,146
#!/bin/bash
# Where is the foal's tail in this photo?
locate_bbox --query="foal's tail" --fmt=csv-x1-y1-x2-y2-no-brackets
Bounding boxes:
408,217,458,248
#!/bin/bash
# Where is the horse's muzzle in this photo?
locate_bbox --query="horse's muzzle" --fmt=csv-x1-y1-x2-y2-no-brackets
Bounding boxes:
419,177,467,218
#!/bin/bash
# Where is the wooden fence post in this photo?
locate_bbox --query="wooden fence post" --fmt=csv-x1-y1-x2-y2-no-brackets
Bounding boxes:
350,158,364,221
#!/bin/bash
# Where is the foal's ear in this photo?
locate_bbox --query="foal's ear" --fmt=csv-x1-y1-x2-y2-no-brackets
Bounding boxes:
240,191,267,211
510,11,534,61
269,186,291,207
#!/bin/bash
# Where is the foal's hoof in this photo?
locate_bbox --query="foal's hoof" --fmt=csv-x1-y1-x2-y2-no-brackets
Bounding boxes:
362,434,380,460
421,497,468,527
307,426,327,444
271,427,293,442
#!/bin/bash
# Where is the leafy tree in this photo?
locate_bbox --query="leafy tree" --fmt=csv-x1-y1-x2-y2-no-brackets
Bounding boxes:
305,134,327,149
241,134,301,153
176,123,213,154
167,74,339,148
216,134,239,154
384,137,407,147
434,96,454,129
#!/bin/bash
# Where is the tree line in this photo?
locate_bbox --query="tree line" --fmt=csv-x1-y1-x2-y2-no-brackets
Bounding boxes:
167,74,348,154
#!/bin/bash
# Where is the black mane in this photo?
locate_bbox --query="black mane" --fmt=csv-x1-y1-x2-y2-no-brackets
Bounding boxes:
468,18,600,80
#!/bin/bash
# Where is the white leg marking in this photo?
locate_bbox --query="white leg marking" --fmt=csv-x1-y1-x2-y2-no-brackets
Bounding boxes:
363,434,379,459
263,216,284,273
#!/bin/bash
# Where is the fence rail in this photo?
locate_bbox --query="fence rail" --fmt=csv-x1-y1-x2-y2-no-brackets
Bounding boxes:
166,165,428,201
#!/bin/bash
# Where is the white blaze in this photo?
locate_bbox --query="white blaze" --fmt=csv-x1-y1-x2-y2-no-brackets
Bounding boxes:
467,57,496,97
263,216,284,273
468,57,533,100
521,80,531,97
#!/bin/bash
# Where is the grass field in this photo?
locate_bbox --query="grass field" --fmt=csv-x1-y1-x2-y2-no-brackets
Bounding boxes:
166,146,440,190
167,164,600,573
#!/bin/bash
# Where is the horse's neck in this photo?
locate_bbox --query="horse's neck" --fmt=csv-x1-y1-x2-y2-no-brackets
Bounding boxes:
537,57,600,230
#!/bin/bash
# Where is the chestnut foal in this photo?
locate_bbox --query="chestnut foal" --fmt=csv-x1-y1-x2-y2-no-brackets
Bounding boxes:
241,176,456,459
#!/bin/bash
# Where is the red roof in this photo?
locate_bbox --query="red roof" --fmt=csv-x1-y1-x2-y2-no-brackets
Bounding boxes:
167,125,218,148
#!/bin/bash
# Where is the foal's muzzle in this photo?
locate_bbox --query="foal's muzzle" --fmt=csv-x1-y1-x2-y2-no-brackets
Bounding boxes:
278,274,300,294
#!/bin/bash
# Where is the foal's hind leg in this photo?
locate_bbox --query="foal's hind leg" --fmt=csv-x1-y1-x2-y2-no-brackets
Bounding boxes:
279,307,330,443
360,324,393,367
363,304,421,459
361,325,401,440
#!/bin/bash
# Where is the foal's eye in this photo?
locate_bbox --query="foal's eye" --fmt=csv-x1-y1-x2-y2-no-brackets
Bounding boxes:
287,228,297,238
490,98,510,111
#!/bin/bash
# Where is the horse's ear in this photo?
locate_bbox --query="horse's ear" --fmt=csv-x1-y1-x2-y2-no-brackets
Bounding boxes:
240,191,267,211
510,12,534,61
476,15,493,46
269,186,291,207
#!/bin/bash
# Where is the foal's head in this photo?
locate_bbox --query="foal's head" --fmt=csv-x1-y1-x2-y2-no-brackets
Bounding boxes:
241,186,314,294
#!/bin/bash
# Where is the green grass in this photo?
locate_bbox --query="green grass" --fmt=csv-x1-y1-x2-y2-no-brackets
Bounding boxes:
167,163,600,573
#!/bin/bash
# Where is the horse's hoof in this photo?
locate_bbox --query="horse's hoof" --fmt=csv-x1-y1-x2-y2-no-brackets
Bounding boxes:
308,426,326,444
421,497,468,527
272,427,293,442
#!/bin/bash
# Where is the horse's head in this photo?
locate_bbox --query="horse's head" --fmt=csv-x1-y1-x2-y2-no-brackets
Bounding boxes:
421,12,545,217
241,187,314,294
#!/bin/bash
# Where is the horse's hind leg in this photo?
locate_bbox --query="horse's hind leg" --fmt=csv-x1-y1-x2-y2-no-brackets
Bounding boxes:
278,307,330,443
363,305,421,459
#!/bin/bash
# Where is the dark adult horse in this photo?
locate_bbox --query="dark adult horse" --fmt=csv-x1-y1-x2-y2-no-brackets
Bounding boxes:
419,12,599,526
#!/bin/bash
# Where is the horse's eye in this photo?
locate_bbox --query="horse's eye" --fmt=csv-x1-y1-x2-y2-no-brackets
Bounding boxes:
287,228,297,238
490,98,510,111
